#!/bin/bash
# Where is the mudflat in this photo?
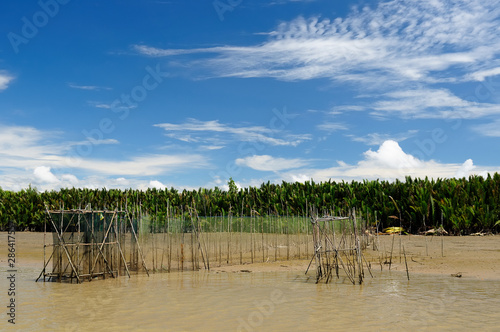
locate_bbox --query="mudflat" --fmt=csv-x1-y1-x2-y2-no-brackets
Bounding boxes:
4,232,499,280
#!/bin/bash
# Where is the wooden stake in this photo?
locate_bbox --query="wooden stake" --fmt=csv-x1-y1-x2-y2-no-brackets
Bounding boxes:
403,245,410,281
389,234,395,271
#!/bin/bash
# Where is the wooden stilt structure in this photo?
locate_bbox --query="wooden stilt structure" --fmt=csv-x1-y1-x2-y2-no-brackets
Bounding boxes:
36,207,148,283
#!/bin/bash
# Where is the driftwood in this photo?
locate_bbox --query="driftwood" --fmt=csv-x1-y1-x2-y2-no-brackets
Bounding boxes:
423,227,448,236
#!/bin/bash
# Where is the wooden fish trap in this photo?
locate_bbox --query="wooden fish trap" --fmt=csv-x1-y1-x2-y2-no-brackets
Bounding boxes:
306,210,372,284
36,206,149,283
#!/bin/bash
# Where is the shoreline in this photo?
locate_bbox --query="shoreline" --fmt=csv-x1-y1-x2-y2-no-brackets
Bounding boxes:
4,232,499,281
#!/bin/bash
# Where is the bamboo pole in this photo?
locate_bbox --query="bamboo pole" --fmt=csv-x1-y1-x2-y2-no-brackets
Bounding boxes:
403,245,410,281
240,214,243,265
45,206,81,283
116,214,130,278
389,234,395,271
128,214,150,276
89,211,117,280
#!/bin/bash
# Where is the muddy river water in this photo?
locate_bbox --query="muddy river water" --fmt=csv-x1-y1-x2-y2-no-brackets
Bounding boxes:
3,263,500,331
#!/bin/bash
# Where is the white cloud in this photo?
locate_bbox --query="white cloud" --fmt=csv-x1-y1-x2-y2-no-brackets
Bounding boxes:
371,88,500,119
135,0,500,87
61,174,79,185
0,124,208,176
155,118,311,147
88,101,136,110
0,125,62,163
34,166,59,184
199,145,225,151
268,0,317,5
235,155,309,171
32,167,80,190
68,83,112,91
471,120,500,137
290,174,310,183
455,159,474,178
349,130,419,146
134,0,500,126
361,140,422,170
69,154,208,176
280,140,496,183
317,122,348,132
330,105,366,113
0,72,14,90
149,180,167,189
73,138,120,146
466,67,500,82
0,123,211,190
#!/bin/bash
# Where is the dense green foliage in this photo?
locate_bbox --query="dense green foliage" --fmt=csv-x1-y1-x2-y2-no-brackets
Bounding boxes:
1,174,500,234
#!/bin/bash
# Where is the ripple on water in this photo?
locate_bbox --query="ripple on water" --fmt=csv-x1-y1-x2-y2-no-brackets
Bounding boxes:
5,267,500,331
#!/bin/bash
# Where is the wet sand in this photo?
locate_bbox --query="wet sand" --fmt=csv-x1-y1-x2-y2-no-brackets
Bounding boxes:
3,232,500,280
365,234,500,280
212,234,500,280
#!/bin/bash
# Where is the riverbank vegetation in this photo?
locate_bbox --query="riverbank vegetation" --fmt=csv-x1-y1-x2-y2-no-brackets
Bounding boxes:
1,174,500,234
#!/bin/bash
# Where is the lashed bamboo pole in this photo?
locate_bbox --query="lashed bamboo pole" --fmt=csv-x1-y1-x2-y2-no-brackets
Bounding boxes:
44,206,81,283
128,214,150,276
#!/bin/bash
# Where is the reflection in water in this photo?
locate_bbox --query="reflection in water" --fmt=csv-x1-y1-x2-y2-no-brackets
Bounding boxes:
4,266,500,331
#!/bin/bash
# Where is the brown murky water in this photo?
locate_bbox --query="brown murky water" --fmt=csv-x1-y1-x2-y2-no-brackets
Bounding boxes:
3,264,500,331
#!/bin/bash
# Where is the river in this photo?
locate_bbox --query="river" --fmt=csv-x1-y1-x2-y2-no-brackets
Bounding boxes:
3,263,500,331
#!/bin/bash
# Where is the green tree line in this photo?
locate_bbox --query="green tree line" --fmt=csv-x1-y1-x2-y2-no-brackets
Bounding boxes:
1,174,500,234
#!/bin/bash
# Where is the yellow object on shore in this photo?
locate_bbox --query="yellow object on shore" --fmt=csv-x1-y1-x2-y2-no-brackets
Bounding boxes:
383,227,404,234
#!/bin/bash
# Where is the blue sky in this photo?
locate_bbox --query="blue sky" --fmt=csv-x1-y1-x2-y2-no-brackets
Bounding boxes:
1,0,500,191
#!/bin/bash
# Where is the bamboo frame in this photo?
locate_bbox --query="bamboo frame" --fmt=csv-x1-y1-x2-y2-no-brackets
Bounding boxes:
37,207,147,283
307,209,372,285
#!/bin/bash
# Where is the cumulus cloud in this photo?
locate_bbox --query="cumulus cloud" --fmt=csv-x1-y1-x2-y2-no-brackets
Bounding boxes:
61,174,79,185
361,140,422,170
455,159,475,178
279,140,495,183
34,166,59,184
149,180,167,189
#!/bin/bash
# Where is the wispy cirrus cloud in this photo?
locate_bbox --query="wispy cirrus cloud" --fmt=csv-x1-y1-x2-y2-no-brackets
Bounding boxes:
134,0,500,86
471,120,500,137
466,67,500,82
267,0,318,5
68,83,112,91
235,155,309,171
71,154,208,176
370,88,500,119
0,124,209,190
155,118,311,147
87,101,137,111
72,138,120,146
134,0,500,128
316,122,348,132
348,130,419,146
